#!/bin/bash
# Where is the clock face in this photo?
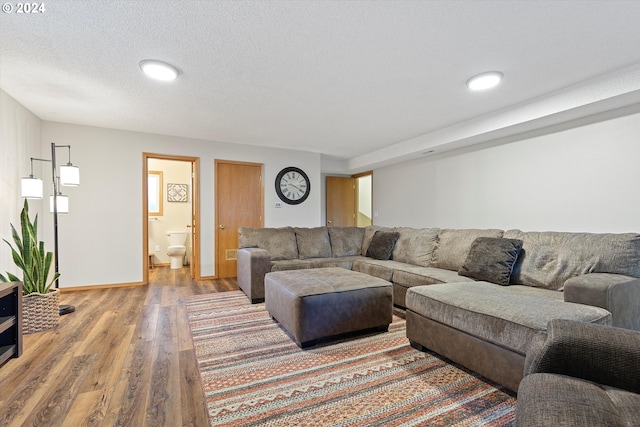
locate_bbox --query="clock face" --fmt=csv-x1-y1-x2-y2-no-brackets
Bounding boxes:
275,167,310,205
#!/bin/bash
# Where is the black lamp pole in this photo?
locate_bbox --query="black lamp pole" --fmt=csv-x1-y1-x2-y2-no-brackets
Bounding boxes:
51,142,60,288
26,144,77,315
50,143,74,315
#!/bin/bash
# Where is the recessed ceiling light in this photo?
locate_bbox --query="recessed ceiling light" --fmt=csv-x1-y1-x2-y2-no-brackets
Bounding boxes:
466,71,503,91
139,60,180,81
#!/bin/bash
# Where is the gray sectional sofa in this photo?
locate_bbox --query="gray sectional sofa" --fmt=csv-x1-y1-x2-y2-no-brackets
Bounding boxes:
236,225,640,391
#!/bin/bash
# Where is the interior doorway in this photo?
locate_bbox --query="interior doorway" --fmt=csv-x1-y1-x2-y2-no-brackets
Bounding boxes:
355,172,372,226
143,153,200,283
326,171,372,227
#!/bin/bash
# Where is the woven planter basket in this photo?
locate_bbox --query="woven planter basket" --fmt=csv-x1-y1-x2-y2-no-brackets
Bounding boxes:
23,288,59,334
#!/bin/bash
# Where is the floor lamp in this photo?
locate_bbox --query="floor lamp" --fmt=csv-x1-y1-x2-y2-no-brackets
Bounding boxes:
21,142,79,315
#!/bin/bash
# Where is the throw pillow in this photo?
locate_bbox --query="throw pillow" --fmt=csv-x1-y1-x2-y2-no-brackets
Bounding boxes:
366,230,400,260
458,237,523,286
361,226,390,256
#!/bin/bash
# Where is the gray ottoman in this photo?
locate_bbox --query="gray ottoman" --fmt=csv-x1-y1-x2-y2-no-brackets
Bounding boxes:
265,267,393,348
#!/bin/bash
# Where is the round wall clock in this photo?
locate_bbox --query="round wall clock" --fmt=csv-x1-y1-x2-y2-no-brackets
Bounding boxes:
275,167,310,205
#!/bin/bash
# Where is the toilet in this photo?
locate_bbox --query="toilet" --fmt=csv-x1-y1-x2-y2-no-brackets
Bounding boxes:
166,231,188,269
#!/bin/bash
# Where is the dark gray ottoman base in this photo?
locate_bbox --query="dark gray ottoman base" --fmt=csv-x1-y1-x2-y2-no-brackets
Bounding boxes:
265,267,393,348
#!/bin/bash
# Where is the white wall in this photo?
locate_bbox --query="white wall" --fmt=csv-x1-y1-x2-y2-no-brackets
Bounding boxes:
0,90,43,279
39,121,322,287
373,112,640,233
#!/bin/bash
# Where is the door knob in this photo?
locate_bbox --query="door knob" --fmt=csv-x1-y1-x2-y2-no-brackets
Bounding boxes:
219,224,225,229
328,221,332,224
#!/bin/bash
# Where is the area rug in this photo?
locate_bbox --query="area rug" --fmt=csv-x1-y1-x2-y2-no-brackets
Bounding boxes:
185,291,516,427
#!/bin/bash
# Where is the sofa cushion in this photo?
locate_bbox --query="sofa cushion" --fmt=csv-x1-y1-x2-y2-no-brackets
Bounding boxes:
294,227,331,259
406,282,611,354
431,229,504,271
504,230,640,290
366,230,400,260
328,227,365,257
393,266,471,309
352,258,407,282
238,226,299,260
271,256,363,272
392,266,470,287
392,227,440,267
459,237,523,286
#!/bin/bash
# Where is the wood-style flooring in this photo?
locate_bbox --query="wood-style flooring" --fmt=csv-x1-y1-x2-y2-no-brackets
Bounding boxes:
0,267,238,427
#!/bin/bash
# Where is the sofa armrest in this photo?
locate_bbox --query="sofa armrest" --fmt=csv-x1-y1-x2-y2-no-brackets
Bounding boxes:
564,273,640,330
524,319,640,393
522,331,546,376
237,248,271,303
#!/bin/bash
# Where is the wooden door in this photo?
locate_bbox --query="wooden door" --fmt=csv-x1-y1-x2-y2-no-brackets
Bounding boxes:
326,176,356,227
189,161,200,279
216,160,263,278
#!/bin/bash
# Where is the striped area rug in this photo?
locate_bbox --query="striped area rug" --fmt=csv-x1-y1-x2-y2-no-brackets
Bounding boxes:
185,291,516,427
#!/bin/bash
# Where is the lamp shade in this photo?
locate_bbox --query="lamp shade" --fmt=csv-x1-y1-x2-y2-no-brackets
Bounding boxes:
21,176,43,199
60,164,80,186
50,194,69,214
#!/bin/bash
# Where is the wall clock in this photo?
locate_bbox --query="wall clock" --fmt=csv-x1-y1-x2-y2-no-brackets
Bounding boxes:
275,167,310,205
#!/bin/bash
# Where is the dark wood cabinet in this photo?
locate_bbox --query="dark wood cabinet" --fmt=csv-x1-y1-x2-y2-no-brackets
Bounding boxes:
0,281,22,366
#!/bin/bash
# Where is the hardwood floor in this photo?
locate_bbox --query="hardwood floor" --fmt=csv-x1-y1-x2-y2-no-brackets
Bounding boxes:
0,267,238,427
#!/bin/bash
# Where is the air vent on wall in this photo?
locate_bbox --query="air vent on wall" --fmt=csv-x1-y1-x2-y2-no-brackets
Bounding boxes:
226,249,238,261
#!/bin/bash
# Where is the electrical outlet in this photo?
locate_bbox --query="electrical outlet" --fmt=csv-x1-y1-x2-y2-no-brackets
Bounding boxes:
155,245,160,252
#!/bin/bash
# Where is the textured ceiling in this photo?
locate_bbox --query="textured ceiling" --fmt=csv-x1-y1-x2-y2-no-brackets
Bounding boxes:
1,0,640,171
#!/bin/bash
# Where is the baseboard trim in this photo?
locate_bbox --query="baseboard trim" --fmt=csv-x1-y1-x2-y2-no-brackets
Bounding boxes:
59,281,147,292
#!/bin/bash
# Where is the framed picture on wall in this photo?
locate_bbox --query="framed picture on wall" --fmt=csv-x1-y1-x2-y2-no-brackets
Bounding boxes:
167,183,188,202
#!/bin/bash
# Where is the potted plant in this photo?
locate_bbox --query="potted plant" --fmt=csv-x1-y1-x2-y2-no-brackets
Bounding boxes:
1,200,60,333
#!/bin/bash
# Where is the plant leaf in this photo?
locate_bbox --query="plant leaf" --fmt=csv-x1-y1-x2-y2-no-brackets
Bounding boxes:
5,199,59,295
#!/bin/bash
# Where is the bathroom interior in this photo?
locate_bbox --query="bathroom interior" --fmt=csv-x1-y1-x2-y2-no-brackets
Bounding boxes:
148,158,192,269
